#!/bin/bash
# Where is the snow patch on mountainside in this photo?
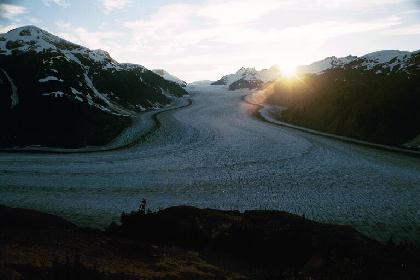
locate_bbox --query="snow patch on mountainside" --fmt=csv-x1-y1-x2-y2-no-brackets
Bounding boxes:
120,63,147,72
70,87,83,96
82,73,132,116
153,69,187,87
42,91,64,98
298,56,357,74
357,50,412,71
83,73,109,104
297,50,418,75
0,68,19,108
39,76,63,82
361,50,411,64
70,88,84,102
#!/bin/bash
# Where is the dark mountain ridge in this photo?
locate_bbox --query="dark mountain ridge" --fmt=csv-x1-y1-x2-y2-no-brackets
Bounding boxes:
261,49,420,147
0,25,187,148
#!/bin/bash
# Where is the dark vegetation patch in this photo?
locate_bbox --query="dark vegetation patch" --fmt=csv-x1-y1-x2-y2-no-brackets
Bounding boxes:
108,201,420,280
1,202,419,279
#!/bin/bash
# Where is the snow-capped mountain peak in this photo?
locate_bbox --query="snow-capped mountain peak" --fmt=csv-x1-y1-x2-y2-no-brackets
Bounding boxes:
357,50,413,71
236,67,256,75
297,55,357,74
361,50,411,63
297,50,418,75
212,66,282,90
152,69,187,87
0,25,187,116
0,25,79,54
0,26,118,69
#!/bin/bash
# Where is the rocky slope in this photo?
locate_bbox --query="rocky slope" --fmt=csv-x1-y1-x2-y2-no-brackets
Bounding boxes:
0,25,187,148
263,49,420,146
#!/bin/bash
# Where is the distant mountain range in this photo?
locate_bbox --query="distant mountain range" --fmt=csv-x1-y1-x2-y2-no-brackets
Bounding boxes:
189,80,213,86
261,49,420,147
212,50,419,91
297,50,417,75
211,66,282,90
0,25,187,148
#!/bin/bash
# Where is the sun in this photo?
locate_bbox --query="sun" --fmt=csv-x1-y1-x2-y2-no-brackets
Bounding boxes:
280,64,297,78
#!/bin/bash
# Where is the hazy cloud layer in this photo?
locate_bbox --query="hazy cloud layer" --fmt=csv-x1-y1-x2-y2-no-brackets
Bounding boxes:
115,0,414,81
102,0,132,14
0,3,27,19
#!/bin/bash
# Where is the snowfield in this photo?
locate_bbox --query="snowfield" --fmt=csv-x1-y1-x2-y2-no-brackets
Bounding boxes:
1,85,420,243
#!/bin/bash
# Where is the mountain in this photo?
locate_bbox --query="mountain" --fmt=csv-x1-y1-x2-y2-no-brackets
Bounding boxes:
297,50,415,75
0,25,187,148
212,66,282,90
263,49,420,147
189,80,214,86
152,69,188,87
212,50,417,92
297,55,357,74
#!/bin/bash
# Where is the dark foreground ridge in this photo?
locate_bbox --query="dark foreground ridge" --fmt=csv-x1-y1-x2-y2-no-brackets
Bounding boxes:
0,204,419,280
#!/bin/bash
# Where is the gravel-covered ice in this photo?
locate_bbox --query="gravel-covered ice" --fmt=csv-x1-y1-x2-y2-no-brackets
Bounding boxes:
0,85,420,243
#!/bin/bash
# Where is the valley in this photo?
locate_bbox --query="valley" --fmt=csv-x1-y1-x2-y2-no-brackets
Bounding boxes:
1,1,420,278
1,85,420,243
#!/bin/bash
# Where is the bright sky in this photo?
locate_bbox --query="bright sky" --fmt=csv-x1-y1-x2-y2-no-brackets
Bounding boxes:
0,0,419,82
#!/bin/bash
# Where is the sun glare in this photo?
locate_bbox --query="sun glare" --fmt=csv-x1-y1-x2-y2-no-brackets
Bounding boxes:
281,65,297,78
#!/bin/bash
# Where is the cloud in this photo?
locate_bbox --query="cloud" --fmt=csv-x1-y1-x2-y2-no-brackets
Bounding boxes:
0,23,18,33
0,3,27,19
118,0,407,81
29,0,418,82
311,0,405,9
122,0,294,54
54,21,123,51
101,0,132,14
384,23,420,35
42,0,70,7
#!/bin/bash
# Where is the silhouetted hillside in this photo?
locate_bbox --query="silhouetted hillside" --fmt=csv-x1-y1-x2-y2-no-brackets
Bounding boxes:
0,26,187,148
1,204,419,279
263,51,420,146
